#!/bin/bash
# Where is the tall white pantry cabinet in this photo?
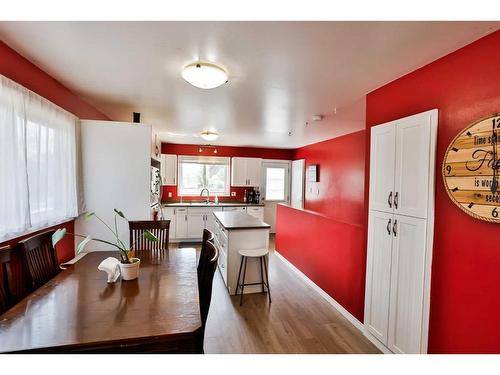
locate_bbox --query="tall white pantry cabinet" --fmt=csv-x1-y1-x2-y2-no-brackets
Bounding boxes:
364,109,438,354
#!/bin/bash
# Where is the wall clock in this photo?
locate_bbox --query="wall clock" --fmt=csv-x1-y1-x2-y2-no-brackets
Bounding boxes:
443,113,500,222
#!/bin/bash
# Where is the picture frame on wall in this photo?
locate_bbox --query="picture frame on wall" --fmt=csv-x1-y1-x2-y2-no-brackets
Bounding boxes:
307,165,318,182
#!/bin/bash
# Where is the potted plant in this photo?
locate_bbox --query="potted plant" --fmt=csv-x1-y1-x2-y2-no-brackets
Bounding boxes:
52,208,158,281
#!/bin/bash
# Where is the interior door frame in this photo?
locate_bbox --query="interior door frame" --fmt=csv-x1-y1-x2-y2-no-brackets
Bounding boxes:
261,159,291,233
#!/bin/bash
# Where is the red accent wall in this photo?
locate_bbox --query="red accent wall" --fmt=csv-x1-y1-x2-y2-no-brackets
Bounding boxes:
276,130,367,321
0,41,110,262
161,143,294,202
365,30,500,353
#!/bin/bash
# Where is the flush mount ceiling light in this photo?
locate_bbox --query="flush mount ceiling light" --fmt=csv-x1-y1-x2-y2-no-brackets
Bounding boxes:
182,61,228,89
200,130,219,141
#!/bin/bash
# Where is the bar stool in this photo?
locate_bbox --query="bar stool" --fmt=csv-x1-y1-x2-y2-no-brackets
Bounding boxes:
235,248,271,306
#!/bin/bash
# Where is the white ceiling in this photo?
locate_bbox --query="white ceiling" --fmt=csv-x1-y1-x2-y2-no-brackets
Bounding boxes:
0,21,498,148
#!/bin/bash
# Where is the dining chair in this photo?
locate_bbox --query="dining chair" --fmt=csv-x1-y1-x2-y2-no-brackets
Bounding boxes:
18,230,61,290
196,238,219,354
197,229,214,275
0,245,13,315
129,220,170,252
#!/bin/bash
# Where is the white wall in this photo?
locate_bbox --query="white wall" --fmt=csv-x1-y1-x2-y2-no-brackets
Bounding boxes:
75,120,151,251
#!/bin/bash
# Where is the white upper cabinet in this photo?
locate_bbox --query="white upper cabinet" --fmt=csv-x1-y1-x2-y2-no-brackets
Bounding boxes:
161,154,177,186
369,123,396,213
388,214,427,354
394,112,433,218
369,109,437,218
231,157,248,186
246,158,262,186
231,157,262,187
365,210,394,345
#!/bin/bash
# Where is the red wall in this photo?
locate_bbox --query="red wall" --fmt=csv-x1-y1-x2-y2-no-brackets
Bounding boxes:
161,143,294,202
0,41,110,262
276,130,367,321
365,30,500,353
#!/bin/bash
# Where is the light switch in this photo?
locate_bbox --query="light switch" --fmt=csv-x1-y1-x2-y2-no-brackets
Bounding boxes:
168,192,172,198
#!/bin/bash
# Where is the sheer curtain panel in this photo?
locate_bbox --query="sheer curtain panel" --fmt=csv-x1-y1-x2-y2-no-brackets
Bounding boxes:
0,75,79,240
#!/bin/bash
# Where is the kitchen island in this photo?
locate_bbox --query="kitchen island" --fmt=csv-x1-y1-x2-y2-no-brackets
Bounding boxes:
213,211,270,295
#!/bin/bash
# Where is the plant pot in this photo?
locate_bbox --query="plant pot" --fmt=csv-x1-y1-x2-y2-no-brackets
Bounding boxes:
119,257,140,281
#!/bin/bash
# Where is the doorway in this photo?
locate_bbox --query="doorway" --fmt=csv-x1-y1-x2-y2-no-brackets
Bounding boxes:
262,160,291,233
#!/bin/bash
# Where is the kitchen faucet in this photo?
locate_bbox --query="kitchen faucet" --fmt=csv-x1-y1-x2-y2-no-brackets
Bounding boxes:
200,188,210,203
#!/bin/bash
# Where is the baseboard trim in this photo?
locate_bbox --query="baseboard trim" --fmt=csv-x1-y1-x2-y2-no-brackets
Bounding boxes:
274,250,391,354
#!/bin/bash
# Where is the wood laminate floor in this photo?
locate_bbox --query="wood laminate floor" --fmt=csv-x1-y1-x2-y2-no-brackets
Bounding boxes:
176,236,380,354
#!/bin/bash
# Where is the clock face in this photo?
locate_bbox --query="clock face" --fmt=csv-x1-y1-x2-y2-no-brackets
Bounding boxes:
443,113,500,222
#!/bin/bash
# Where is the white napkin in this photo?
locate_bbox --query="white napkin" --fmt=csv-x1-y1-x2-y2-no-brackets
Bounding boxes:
98,257,121,283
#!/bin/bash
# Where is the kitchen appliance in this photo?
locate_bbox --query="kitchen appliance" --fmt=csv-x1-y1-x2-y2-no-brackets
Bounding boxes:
246,189,256,204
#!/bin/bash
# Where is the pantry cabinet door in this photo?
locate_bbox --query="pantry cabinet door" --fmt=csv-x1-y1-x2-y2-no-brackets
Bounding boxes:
364,210,394,345
393,110,436,218
369,123,396,213
387,214,427,354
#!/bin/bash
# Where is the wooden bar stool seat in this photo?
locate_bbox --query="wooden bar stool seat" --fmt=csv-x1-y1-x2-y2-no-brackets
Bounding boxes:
235,248,271,306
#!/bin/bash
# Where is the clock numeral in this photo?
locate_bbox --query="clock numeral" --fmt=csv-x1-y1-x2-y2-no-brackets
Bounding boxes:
493,117,500,129
492,208,498,218
446,165,452,175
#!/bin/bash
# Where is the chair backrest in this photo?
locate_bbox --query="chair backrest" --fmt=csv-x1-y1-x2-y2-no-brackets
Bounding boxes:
197,229,214,276
197,238,219,328
0,246,12,315
18,230,60,290
129,220,170,252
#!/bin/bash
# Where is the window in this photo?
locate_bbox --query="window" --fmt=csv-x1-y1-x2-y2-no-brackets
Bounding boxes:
265,167,286,201
178,156,230,196
0,75,78,240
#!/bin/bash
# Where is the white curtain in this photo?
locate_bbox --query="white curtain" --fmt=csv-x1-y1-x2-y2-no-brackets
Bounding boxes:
0,75,79,240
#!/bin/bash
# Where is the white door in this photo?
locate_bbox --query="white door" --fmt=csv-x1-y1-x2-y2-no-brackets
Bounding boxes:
246,158,263,187
365,210,394,345
369,123,396,213
394,110,436,219
262,161,290,233
291,159,305,209
231,157,248,186
162,207,176,239
387,214,427,354
187,212,205,239
161,154,177,186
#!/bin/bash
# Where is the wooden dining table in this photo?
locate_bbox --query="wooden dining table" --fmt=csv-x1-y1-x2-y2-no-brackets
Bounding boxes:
0,248,202,353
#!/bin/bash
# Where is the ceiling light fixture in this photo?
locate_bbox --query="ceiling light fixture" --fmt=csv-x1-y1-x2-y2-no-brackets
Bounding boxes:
200,130,219,141
198,145,218,154
182,61,228,89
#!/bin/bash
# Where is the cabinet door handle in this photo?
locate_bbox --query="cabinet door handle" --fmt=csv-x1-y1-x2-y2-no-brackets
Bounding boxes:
386,218,392,235
394,192,399,209
388,191,393,208
393,219,397,237
185,215,187,221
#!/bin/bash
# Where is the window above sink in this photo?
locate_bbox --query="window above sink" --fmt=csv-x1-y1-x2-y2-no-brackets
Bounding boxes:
178,155,230,196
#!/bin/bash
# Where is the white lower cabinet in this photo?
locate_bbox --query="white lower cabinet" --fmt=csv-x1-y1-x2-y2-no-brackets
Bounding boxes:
365,210,428,354
246,206,264,221
365,210,394,345
161,207,176,238
387,214,427,354
168,206,222,241
175,208,188,239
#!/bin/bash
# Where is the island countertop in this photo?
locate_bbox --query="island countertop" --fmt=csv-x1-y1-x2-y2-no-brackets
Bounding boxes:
214,211,270,230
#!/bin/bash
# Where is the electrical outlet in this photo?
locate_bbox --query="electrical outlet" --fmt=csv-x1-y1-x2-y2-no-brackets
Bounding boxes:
168,192,172,198
231,191,236,197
